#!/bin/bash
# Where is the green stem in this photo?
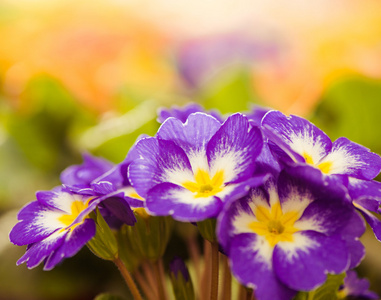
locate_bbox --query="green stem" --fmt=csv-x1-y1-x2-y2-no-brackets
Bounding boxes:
153,259,166,300
114,258,143,300
210,241,219,300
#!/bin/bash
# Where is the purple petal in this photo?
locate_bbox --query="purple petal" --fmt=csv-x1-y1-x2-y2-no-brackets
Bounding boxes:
245,105,271,126
157,103,217,123
254,142,282,177
170,256,191,281
44,218,96,270
146,182,223,222
262,111,332,165
207,113,263,183
348,178,381,200
101,195,136,226
229,233,296,300
324,137,381,179
17,230,68,269
273,231,349,291
90,181,117,195
343,270,379,299
157,112,221,156
128,137,193,198
60,153,113,187
338,211,366,269
10,201,62,246
355,206,381,241
217,189,260,254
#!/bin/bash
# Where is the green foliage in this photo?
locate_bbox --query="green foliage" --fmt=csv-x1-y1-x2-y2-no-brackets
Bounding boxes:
94,293,125,300
312,76,381,154
294,273,345,300
120,211,173,262
87,209,118,261
4,75,89,171
199,68,261,114
197,218,217,242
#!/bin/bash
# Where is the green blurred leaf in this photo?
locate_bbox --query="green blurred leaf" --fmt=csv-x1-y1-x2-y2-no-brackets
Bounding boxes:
294,273,345,300
199,68,260,114
94,293,125,300
312,76,381,155
5,75,80,171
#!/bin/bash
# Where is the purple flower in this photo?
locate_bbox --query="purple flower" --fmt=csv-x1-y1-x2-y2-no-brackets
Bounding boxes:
261,111,381,181
338,270,378,299
60,153,114,189
9,188,99,270
129,112,266,222
177,34,279,89
62,153,143,227
170,256,191,282
157,103,224,124
217,171,364,300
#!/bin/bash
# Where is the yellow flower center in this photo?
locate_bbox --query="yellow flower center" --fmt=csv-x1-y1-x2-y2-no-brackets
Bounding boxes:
58,200,89,232
303,152,333,174
182,169,224,198
129,192,144,200
249,202,299,247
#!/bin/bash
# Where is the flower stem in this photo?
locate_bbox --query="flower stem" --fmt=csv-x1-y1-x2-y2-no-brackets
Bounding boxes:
153,259,166,300
114,258,143,300
210,241,219,300
221,254,231,300
135,269,156,300
201,240,211,300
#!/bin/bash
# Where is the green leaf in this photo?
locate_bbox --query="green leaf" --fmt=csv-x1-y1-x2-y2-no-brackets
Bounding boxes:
5,75,80,171
87,209,118,261
94,293,125,300
197,218,217,242
199,68,261,114
312,76,381,155
294,273,345,300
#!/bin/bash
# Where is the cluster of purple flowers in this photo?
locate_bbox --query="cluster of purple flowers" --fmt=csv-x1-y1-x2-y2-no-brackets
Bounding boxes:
10,103,381,300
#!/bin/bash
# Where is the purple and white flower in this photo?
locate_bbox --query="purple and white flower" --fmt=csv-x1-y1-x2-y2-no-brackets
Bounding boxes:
61,152,143,227
261,110,381,181
10,188,99,270
129,112,266,222
217,171,364,300
157,102,224,124
338,270,378,299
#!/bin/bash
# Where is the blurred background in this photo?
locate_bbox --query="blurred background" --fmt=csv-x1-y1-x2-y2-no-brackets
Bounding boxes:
1,0,381,299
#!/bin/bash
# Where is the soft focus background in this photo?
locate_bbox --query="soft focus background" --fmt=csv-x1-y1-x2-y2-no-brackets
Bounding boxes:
1,0,381,299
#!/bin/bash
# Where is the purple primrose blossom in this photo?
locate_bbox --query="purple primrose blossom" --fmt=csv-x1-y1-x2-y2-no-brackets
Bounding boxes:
157,102,224,124
62,152,143,227
338,270,378,299
217,171,364,300
10,188,99,270
129,112,266,222
261,110,381,182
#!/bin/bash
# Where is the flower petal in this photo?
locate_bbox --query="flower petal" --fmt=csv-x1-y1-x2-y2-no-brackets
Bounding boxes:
10,201,66,246
128,137,193,198
146,182,223,222
229,233,296,300
273,231,349,291
321,137,381,179
157,113,221,166
17,230,68,269
44,218,96,270
262,111,332,165
207,113,263,183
